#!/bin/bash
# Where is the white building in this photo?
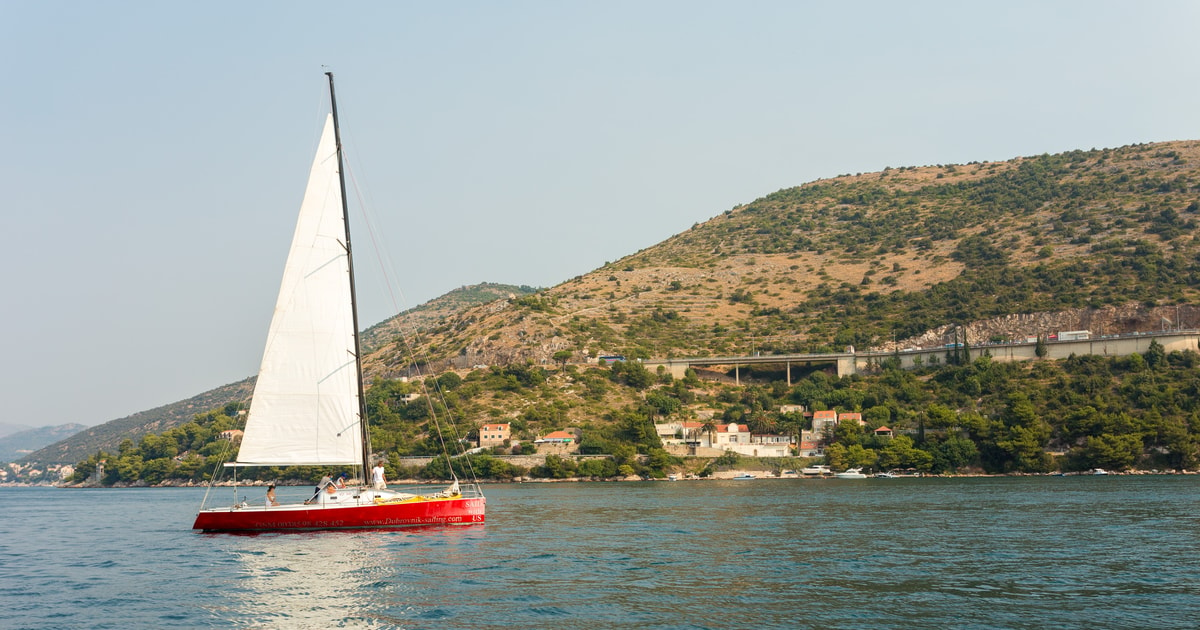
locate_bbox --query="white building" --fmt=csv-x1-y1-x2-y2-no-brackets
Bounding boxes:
655,421,793,457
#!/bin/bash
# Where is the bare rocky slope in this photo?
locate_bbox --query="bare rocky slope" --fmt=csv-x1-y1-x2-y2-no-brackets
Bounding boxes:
367,140,1200,374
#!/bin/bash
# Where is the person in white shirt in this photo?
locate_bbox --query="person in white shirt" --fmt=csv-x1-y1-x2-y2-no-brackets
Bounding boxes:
371,463,387,490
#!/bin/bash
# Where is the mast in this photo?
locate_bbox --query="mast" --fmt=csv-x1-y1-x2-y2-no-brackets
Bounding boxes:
325,71,373,476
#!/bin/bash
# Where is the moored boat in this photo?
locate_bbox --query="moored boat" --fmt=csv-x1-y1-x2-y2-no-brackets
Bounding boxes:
834,468,867,479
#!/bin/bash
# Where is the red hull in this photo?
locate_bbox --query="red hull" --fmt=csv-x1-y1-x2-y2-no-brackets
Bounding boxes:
193,495,485,531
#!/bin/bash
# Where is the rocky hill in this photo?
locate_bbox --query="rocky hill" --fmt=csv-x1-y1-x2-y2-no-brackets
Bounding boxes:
360,282,538,352
363,141,1200,373
25,141,1200,472
20,379,256,466
0,423,86,463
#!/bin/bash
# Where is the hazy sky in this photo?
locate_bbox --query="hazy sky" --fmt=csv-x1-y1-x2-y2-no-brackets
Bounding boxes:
4,1,1199,428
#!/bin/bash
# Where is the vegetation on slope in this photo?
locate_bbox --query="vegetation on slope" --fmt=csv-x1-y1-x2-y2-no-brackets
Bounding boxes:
70,340,1200,485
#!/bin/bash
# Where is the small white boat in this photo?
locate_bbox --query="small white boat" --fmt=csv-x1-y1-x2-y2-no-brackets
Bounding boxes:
733,473,756,480
801,465,831,475
667,474,679,481
1093,468,1109,475
874,471,897,479
834,468,867,479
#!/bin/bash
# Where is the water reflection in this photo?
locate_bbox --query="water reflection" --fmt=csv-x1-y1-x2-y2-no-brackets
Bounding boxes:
213,526,486,628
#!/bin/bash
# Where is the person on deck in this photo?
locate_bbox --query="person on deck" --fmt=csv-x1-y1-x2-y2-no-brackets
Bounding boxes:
266,484,280,507
319,481,340,505
371,463,387,490
307,475,334,504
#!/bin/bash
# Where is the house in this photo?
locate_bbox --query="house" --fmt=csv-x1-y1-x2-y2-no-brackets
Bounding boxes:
655,421,706,445
747,433,793,457
873,426,894,438
715,423,750,447
536,430,576,444
797,430,823,457
708,424,793,457
219,429,243,442
838,412,864,426
812,410,838,433
478,423,511,448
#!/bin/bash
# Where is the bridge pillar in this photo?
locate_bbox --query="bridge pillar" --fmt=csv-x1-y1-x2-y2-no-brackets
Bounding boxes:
836,355,857,377
661,362,689,379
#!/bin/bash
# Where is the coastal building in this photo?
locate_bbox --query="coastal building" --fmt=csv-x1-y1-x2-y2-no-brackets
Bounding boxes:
656,420,796,457
655,421,706,445
873,426,894,438
478,423,511,448
812,410,838,434
838,412,864,426
219,429,243,442
715,423,750,447
536,430,576,444
710,424,794,457
747,433,793,457
535,429,579,454
798,430,823,457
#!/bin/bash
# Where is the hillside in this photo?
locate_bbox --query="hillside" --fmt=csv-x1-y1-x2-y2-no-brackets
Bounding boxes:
29,141,1200,481
365,141,1200,372
0,422,33,438
360,282,538,352
19,379,256,467
0,423,86,463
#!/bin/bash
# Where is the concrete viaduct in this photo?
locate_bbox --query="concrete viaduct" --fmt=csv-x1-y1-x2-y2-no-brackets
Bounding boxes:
644,330,1200,383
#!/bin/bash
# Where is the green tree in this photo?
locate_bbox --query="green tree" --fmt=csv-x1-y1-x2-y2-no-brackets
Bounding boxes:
552,349,573,371
1074,433,1142,471
877,435,933,472
844,444,879,470
577,457,617,478
1145,340,1166,370
928,434,979,473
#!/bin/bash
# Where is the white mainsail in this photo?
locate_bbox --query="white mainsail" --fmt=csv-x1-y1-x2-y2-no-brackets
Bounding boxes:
236,114,363,466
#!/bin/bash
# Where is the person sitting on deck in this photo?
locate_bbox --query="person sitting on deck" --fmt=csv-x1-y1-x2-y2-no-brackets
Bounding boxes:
265,484,280,507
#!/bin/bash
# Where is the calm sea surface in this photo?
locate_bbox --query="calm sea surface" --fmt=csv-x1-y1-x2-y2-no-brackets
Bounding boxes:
1,477,1198,629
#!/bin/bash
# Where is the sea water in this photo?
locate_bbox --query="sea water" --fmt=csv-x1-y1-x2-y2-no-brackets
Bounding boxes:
1,476,1198,629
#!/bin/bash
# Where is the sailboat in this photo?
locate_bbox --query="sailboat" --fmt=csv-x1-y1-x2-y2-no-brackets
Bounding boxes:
193,73,485,531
